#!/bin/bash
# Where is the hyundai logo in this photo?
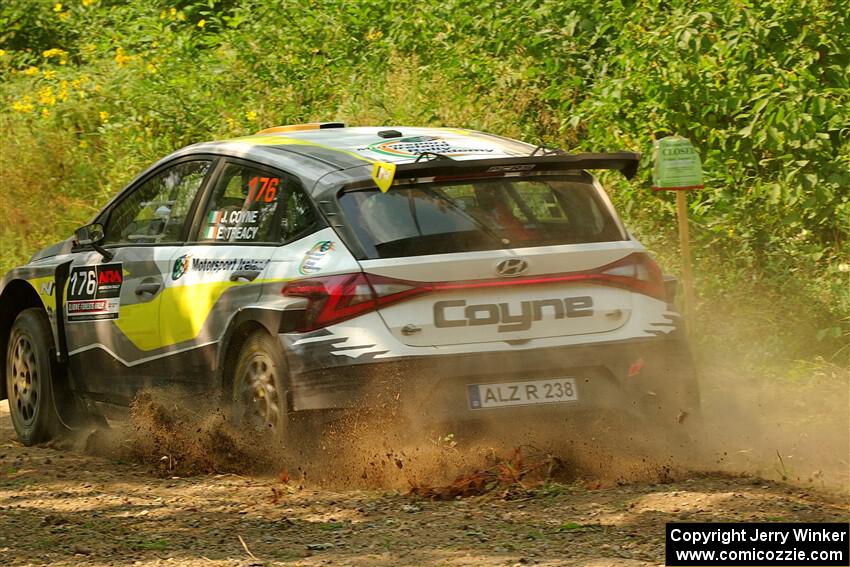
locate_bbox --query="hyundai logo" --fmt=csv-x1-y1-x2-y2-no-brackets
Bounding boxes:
496,258,529,277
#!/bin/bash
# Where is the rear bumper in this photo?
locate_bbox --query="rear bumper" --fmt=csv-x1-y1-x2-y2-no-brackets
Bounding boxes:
281,334,699,426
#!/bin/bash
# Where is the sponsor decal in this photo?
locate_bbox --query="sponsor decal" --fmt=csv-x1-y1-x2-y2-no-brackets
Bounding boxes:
39,281,55,296
371,161,396,193
433,296,594,333
486,164,535,173
361,135,498,158
172,255,269,280
66,263,123,322
299,241,334,274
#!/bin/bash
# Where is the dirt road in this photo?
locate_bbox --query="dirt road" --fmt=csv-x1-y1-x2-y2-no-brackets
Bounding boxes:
1,394,848,567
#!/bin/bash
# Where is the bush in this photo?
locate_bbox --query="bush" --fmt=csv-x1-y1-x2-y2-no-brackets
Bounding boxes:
1,0,847,364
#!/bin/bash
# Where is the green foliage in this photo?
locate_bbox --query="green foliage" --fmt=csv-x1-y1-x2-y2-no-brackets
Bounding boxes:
1,0,848,363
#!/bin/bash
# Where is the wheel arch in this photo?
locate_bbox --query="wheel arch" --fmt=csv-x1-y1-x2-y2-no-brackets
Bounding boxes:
0,280,48,401
217,308,285,400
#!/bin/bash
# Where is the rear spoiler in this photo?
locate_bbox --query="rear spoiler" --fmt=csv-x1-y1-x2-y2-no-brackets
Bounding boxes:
391,152,641,181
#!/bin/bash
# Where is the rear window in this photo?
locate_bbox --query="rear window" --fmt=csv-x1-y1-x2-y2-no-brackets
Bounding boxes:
339,176,625,259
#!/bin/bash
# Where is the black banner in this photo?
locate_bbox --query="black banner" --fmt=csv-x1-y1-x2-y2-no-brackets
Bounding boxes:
666,523,849,566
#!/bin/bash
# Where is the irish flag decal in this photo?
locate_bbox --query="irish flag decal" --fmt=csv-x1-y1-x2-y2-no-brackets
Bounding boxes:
205,211,223,239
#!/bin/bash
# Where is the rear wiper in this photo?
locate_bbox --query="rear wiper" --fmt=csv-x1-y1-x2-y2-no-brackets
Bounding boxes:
529,144,567,157
414,152,455,163
419,186,511,248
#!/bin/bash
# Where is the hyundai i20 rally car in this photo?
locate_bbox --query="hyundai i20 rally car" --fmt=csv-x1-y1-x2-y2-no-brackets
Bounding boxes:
1,123,699,446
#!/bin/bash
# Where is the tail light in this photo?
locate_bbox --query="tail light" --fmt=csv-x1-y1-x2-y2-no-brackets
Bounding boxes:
282,273,429,331
282,253,665,332
592,253,665,300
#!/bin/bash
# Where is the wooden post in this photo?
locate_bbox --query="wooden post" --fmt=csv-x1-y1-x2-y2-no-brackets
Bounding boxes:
676,190,695,317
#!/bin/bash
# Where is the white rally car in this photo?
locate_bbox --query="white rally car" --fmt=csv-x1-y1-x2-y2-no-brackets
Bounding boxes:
0,124,698,445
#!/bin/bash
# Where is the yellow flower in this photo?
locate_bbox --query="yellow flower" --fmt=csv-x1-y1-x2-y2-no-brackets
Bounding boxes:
23,66,39,76
114,47,133,66
41,108,51,118
146,62,157,74
12,96,34,113
43,70,56,80
245,110,257,122
169,7,176,17
226,117,237,130
0,49,7,57
38,86,56,105
82,0,94,6
160,11,166,19
43,48,67,58
197,19,206,28
99,111,109,122
177,12,186,21
53,3,63,12
366,30,383,41
79,139,89,148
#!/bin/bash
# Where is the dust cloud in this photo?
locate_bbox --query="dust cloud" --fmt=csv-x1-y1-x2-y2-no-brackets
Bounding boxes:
69,343,848,496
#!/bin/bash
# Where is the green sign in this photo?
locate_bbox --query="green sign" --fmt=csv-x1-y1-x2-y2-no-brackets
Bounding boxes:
652,136,704,190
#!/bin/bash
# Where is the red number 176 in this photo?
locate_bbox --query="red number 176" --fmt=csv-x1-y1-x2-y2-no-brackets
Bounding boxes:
247,176,279,202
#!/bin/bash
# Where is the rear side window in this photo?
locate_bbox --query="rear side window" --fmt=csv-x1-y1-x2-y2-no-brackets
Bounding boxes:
339,177,624,259
194,162,316,244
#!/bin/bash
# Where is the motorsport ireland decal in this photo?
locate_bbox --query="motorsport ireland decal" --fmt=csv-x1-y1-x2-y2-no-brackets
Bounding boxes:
172,255,269,280
299,241,334,274
361,135,498,158
66,263,123,322
172,254,191,280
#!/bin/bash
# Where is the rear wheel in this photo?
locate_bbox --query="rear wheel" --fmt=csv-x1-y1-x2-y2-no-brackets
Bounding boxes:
231,331,289,443
5,308,62,445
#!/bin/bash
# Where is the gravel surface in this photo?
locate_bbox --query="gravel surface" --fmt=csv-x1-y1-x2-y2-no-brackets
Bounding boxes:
1,399,847,567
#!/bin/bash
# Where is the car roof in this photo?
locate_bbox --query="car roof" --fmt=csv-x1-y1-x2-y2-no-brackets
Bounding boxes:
153,126,636,203
215,126,536,167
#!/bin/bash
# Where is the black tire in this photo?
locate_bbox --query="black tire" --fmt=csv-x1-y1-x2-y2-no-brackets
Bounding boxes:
231,331,289,444
5,308,62,445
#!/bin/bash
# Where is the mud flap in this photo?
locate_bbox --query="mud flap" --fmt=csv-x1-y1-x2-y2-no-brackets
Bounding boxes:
53,260,72,363
49,260,100,432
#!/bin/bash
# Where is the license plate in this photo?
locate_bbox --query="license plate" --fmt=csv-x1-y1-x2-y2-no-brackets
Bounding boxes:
467,377,578,409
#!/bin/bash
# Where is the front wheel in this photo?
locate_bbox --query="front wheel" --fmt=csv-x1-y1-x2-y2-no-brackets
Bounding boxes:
5,308,62,445
231,331,289,443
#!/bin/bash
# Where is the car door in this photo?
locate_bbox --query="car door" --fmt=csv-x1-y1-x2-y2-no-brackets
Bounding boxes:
159,159,307,385
66,158,215,402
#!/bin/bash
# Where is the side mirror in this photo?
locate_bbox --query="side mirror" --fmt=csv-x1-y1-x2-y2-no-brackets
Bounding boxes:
74,223,113,262
74,223,105,247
